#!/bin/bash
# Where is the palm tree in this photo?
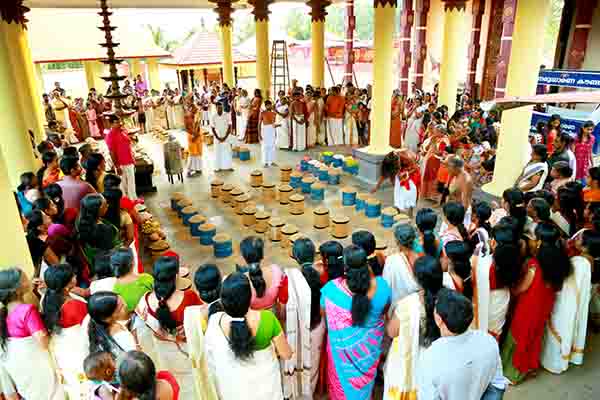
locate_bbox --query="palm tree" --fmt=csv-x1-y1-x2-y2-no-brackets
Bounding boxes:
145,24,180,52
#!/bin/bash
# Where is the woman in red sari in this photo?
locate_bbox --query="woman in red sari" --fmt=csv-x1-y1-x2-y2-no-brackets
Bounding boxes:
245,89,263,144
420,124,449,200
501,222,571,384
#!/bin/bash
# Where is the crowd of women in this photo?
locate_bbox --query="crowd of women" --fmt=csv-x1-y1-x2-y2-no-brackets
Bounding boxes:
6,78,599,400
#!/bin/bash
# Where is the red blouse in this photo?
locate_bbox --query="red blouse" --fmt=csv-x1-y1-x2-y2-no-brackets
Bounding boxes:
59,299,88,328
147,289,203,326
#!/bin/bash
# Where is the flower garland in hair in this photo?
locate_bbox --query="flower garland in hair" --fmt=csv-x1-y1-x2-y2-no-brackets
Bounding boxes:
0,1,30,29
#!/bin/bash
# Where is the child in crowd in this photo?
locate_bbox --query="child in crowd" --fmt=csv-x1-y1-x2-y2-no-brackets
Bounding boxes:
259,100,278,167
84,352,119,400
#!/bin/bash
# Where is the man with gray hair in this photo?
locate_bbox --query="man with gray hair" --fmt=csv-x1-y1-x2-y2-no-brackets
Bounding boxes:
447,155,473,226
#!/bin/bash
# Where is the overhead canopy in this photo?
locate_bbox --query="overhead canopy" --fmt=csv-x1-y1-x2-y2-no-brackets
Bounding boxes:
25,0,318,9
161,31,255,68
481,91,600,112
27,9,171,63
26,0,244,8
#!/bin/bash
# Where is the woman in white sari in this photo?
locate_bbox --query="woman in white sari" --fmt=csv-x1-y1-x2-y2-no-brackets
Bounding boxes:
472,223,522,340
42,264,89,400
285,238,326,399
541,231,594,373
0,268,65,400
383,224,421,312
134,256,203,400
384,255,443,400
514,144,549,193
183,264,222,400
236,89,250,142
205,272,293,400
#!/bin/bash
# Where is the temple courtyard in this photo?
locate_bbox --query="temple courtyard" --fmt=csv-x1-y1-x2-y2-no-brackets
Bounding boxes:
139,132,600,400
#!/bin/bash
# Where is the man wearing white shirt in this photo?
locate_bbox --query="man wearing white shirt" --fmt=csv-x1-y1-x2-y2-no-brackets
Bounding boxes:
211,102,233,172
417,289,508,400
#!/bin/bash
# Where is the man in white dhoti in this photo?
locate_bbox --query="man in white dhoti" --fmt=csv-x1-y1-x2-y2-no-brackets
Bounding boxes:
417,289,508,400
211,102,233,172
325,86,345,145
290,91,307,152
275,96,290,150
259,100,278,167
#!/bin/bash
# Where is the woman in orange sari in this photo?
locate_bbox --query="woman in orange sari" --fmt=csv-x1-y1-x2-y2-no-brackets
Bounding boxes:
390,90,404,148
420,124,450,200
583,166,600,203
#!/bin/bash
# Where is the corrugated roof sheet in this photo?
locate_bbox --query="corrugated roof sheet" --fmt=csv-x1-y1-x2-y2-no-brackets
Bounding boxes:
161,31,255,66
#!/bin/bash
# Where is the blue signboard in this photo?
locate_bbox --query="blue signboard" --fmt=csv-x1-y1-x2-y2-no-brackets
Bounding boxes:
538,69,600,90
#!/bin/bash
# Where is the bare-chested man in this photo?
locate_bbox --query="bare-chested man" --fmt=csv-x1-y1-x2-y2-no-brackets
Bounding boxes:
259,100,278,167
447,156,474,226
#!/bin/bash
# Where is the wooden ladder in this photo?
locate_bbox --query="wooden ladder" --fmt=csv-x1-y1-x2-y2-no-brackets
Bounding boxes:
270,40,290,96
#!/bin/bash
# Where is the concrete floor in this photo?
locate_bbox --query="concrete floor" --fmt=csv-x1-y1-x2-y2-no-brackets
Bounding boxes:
139,132,600,400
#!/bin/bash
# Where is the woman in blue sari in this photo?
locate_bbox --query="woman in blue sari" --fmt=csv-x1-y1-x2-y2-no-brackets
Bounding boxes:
321,245,391,400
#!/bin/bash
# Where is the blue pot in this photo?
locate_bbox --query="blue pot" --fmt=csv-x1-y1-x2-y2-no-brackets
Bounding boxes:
198,227,216,245
311,186,325,201
239,150,250,161
366,202,382,218
342,191,356,206
213,240,233,258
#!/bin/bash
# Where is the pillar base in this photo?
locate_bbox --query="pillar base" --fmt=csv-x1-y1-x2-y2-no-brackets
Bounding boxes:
352,147,388,185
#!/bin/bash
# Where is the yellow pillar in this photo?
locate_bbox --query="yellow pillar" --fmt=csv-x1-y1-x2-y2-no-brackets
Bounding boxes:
437,1,468,118
0,147,35,276
84,60,97,91
256,19,270,98
0,23,37,187
147,58,161,91
129,59,145,80
484,0,551,196
34,63,45,95
366,2,396,154
220,24,235,87
2,22,46,143
311,20,325,88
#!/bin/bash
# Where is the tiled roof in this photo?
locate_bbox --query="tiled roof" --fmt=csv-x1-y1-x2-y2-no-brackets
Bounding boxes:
162,31,255,66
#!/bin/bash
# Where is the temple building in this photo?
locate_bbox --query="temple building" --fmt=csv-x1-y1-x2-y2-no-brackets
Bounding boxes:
160,31,256,90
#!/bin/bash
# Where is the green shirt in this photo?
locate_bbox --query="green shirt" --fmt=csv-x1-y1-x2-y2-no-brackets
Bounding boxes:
113,273,154,311
254,310,282,350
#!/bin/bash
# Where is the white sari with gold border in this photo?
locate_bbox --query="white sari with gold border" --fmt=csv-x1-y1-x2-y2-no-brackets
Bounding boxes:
183,305,218,400
471,248,510,338
383,292,423,400
204,312,283,400
1,336,65,400
48,295,90,400
134,297,196,400
541,256,592,373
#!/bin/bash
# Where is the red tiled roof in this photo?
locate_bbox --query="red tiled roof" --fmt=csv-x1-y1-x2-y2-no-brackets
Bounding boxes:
162,31,255,67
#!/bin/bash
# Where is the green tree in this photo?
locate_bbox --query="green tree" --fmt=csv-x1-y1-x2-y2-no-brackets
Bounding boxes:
285,8,312,40
145,24,180,52
233,12,256,45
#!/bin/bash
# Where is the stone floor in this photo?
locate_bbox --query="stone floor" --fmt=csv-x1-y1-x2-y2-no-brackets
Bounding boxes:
139,132,600,400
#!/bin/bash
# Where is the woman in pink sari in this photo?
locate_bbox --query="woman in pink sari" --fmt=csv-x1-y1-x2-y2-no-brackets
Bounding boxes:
0,268,65,400
86,102,101,138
